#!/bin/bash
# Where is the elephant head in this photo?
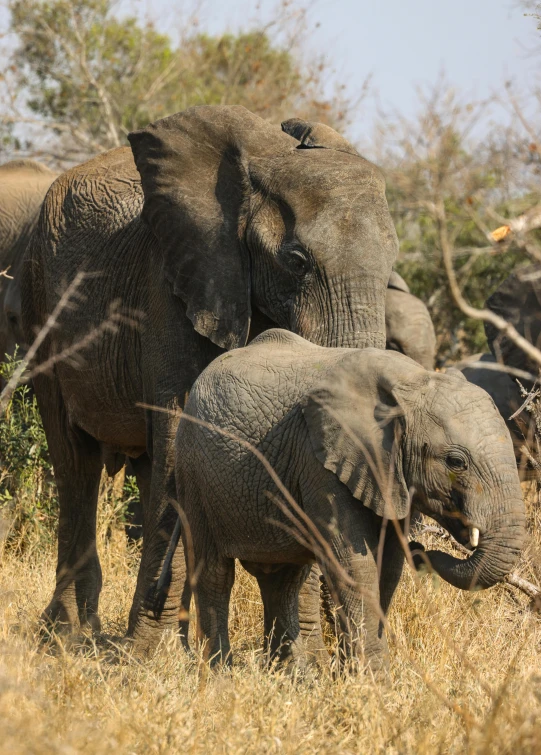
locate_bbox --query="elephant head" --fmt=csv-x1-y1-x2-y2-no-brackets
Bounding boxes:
128,106,398,351
303,349,525,590
485,264,541,378
385,279,436,370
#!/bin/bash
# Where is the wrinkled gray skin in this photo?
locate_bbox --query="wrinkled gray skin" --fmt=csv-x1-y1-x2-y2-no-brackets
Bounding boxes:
0,160,57,363
385,271,436,370
113,270,437,542
485,264,541,379
174,330,525,672
459,353,535,477
22,106,398,651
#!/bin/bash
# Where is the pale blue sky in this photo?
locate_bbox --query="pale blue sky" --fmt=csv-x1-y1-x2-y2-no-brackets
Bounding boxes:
1,0,539,141
145,0,539,140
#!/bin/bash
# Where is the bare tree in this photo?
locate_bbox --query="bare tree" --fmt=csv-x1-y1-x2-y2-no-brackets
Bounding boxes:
0,0,364,166
373,75,541,362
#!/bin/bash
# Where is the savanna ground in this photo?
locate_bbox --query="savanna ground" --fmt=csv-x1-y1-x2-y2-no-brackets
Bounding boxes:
1,382,541,754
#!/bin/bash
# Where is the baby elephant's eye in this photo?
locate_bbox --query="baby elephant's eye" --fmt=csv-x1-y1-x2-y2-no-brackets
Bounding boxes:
282,249,312,277
445,452,468,472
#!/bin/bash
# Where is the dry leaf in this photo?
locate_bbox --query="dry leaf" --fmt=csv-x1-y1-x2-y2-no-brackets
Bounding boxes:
490,225,511,242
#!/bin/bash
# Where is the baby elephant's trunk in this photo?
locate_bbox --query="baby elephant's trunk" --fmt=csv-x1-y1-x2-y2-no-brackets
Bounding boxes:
424,500,525,590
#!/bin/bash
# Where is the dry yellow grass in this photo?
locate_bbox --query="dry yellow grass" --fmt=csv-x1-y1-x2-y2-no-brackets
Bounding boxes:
0,487,540,754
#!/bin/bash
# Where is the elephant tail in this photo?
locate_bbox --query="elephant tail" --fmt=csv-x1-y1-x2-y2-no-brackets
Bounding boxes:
320,573,339,633
144,516,183,619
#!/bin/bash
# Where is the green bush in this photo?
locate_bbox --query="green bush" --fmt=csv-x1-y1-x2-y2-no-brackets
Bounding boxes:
0,356,57,550
0,356,142,551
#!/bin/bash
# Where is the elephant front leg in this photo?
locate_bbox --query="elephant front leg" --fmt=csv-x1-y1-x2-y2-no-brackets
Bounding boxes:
317,507,387,674
378,520,406,637
298,564,329,666
34,375,104,633
47,461,104,632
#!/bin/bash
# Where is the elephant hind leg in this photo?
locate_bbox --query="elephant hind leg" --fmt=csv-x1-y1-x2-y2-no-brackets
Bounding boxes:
247,562,310,669
193,549,235,667
34,373,104,632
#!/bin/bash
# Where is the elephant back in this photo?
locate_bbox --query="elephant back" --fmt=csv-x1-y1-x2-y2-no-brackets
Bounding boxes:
0,159,58,255
185,329,347,445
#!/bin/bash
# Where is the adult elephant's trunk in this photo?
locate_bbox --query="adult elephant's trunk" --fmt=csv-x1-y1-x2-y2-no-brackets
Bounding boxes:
424,503,525,590
299,274,388,350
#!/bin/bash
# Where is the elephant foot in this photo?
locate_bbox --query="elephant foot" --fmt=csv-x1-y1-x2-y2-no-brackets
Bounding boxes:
363,658,391,687
301,629,330,668
263,643,307,675
331,651,389,680
41,595,101,636
129,583,191,656
126,614,168,657
127,599,187,657
274,655,308,678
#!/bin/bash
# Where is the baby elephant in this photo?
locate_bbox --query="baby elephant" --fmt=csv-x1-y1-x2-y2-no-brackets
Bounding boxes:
174,329,525,672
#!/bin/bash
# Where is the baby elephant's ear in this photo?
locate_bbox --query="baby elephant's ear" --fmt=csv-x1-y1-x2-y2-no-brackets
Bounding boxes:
302,354,411,519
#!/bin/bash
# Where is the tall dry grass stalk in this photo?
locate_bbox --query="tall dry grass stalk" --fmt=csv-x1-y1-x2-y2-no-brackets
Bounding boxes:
0,485,539,753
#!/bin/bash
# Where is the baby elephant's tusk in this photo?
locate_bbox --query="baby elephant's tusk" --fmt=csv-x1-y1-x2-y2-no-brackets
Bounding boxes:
469,527,480,548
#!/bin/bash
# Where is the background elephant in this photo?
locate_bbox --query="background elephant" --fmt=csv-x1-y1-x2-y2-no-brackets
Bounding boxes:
458,353,534,477
173,329,525,671
485,264,541,378
0,159,57,364
386,271,436,369
22,105,399,651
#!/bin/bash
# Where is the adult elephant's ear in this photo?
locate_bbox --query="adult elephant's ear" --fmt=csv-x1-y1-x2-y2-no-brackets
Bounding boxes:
281,118,360,156
128,106,293,350
302,350,419,519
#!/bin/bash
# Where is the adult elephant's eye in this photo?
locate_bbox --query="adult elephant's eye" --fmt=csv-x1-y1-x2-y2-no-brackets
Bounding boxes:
445,451,468,472
281,248,312,277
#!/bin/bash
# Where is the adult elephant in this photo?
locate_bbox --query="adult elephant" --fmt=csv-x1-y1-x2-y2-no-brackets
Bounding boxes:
485,264,541,378
385,271,436,370
0,159,57,363
459,353,535,478
22,106,399,651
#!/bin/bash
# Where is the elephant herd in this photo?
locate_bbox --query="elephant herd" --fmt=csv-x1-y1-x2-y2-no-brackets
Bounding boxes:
0,105,537,674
